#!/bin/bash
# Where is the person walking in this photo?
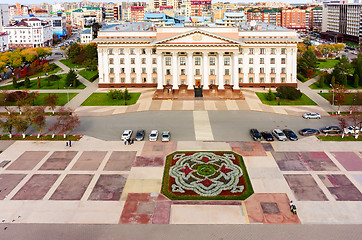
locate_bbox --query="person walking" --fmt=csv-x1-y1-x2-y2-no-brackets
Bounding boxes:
66,141,68,147
69,140,72,147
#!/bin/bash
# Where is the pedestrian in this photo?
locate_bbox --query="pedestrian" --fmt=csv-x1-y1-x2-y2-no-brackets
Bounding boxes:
124,140,127,145
292,205,297,215
66,141,68,147
127,138,131,145
131,138,134,144
69,140,72,147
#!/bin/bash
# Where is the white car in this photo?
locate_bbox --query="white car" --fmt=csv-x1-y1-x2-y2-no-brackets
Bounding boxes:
272,129,287,141
121,130,133,140
303,112,321,119
161,131,171,142
149,130,159,141
344,126,360,135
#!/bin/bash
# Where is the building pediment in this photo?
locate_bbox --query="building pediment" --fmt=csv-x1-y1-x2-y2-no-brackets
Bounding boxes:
153,29,242,46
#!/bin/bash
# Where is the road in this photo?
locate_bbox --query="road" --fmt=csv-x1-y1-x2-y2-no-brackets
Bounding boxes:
73,111,339,141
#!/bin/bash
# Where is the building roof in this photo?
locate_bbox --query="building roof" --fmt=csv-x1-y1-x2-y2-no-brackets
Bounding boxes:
99,22,153,32
81,28,91,34
239,22,291,31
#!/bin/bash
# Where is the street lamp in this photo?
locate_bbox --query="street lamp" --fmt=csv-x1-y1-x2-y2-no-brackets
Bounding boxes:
330,84,335,106
64,84,72,104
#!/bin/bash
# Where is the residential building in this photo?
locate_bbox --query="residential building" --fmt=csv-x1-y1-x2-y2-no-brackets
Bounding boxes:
9,3,30,18
306,6,322,31
4,18,52,49
94,22,299,97
104,3,120,21
212,2,237,20
149,0,182,10
179,1,192,17
130,5,145,22
71,7,102,29
143,12,182,27
281,8,307,31
0,32,9,52
215,12,247,27
246,8,282,26
0,4,10,31
80,28,93,43
191,0,212,17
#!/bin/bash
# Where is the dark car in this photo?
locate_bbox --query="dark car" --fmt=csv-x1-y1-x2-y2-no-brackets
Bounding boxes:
261,131,274,141
283,129,298,141
320,126,342,134
299,128,320,136
250,129,262,141
135,130,145,141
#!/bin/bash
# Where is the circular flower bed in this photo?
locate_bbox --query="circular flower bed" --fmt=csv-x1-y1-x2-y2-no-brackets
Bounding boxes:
161,151,254,200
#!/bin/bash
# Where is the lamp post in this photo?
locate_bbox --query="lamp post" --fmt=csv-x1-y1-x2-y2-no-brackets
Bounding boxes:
330,84,335,114
65,84,72,104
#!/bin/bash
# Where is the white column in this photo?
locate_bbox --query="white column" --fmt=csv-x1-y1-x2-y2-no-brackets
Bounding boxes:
232,52,239,89
203,52,209,89
103,49,109,83
98,49,103,83
157,52,163,89
218,53,224,90
187,52,193,90
292,48,297,83
135,49,141,83
172,52,178,89
114,52,120,83
146,50,152,83
125,50,130,83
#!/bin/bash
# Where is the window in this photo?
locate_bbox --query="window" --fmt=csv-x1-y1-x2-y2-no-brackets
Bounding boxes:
166,69,171,75
108,48,113,54
165,57,171,66
130,48,135,54
121,68,125,73
260,48,265,54
225,69,230,75
141,48,146,54
260,58,264,64
260,77,264,83
210,69,215,75
152,48,156,54
271,77,275,83
120,58,124,64
195,69,201,75
109,58,114,64
281,58,286,64
166,79,171,85
152,68,157,73
249,67,254,73
249,58,254,64
121,77,125,83
131,58,135,64
281,48,286,54
210,79,215,85
281,67,286,73
181,69,186,75
143,77,147,83
142,58,146,64
153,77,157,83
239,48,243,54
224,57,230,66
271,67,275,73
180,57,186,65
249,77,253,83
109,68,114,73
270,58,275,64
142,68,146,73
239,77,243,83
181,79,185,85
119,48,124,54
131,78,135,83
131,68,136,73
249,48,254,54
225,79,230,85
152,58,157,64
271,48,276,54
281,77,286,83
260,67,264,73
209,57,215,65
195,57,201,65
238,58,243,64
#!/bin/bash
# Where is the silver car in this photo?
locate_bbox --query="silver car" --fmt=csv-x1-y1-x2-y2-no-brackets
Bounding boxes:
272,129,287,141
149,130,159,141
303,112,321,119
121,130,133,140
161,131,171,142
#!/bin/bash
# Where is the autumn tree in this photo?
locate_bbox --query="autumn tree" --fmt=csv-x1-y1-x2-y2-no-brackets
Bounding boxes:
329,84,348,114
48,107,80,138
30,106,46,138
13,114,30,138
0,109,16,138
44,93,58,114
24,77,30,88
347,105,362,139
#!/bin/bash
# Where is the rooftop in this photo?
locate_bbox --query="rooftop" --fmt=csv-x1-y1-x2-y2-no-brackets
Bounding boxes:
99,22,153,32
239,22,291,31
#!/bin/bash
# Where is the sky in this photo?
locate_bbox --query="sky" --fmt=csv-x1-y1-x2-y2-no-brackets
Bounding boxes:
1,0,311,5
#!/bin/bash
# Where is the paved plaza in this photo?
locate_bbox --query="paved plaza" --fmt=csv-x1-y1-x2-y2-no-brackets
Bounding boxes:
0,136,361,226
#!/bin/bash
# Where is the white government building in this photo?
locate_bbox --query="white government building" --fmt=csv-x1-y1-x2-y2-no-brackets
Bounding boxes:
94,22,299,98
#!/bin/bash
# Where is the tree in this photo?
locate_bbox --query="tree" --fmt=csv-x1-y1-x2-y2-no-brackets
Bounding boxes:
65,69,77,87
0,110,16,138
30,106,46,138
37,77,41,88
66,43,81,61
331,76,336,86
265,89,274,101
329,84,348,114
48,107,80,138
24,77,30,88
12,77,18,89
44,93,58,114
347,105,362,139
352,53,362,86
318,75,325,88
354,74,359,88
337,55,352,75
13,114,29,138
276,86,302,100
124,88,131,105
14,90,29,114
298,49,318,76
91,22,102,39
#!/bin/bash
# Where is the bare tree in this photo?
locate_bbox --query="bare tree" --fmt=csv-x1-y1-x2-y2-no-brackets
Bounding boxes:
347,105,362,139
48,107,80,138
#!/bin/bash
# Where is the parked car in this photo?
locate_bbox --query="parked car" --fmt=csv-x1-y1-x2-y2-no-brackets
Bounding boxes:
161,131,171,142
299,128,320,136
344,126,360,135
320,126,342,134
121,130,133,140
261,131,274,141
250,129,262,141
282,129,298,141
135,130,145,141
303,112,321,119
149,130,159,141
272,129,287,141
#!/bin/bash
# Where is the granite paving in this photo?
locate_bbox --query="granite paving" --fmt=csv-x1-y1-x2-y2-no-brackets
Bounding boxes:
284,174,328,201
0,174,26,200
71,151,107,171
39,151,78,171
330,152,362,171
88,174,128,201
318,174,362,201
50,174,93,200
103,151,137,171
6,151,48,170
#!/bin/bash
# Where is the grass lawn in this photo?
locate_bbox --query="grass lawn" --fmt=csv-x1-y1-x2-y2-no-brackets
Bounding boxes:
60,59,85,69
317,135,361,141
79,69,98,81
319,93,362,105
0,74,86,90
81,92,141,106
0,135,82,141
309,82,362,90
34,93,78,106
256,92,317,105
12,63,62,81
317,59,340,69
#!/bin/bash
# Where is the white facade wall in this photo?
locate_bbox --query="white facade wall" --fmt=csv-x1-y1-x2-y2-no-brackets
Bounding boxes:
0,34,8,52
0,4,9,32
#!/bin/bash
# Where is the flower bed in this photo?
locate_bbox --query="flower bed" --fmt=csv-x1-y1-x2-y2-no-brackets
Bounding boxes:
0,135,83,141
161,151,254,200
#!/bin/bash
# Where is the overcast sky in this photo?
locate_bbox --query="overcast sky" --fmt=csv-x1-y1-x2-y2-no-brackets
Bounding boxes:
2,0,311,5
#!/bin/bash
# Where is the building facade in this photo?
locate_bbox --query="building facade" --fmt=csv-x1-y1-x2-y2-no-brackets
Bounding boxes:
9,3,30,18
80,28,93,44
4,18,52,49
191,0,212,17
0,32,9,52
94,22,299,97
0,4,10,31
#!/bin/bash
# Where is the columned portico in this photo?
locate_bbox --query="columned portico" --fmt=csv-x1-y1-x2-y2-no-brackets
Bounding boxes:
172,52,178,89
218,53,224,90
187,52,193,90
232,52,239,90
157,52,163,89
202,52,208,89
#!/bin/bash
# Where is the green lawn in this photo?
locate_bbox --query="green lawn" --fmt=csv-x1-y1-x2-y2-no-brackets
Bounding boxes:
0,74,86,90
309,82,362,90
0,93,78,106
319,93,362,105
0,135,82,141
81,93,141,106
60,59,85,69
79,69,98,81
317,59,340,69
256,92,317,105
317,135,361,141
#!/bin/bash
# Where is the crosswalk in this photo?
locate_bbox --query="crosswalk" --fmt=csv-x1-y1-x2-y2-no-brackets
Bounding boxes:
193,111,214,141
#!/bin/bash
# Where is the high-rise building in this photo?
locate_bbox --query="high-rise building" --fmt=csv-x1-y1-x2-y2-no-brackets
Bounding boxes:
0,4,10,31
9,3,30,18
191,1,211,17
281,8,307,31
